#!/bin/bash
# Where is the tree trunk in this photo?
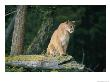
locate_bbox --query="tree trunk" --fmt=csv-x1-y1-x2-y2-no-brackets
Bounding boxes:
6,55,86,71
10,6,27,55
24,7,57,55
25,17,56,54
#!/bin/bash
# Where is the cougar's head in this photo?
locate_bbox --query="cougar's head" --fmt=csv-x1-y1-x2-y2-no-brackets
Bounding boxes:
64,20,75,33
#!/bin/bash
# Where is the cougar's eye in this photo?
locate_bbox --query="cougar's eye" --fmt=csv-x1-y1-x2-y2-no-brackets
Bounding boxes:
70,26,73,28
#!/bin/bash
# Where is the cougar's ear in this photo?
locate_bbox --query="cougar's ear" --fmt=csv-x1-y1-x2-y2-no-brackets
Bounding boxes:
66,20,70,24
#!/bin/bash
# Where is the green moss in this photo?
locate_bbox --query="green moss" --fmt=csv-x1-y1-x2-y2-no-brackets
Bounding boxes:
5,54,72,63
6,55,46,62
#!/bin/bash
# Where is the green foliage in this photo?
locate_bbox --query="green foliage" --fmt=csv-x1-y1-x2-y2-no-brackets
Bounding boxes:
6,65,24,72
5,65,85,72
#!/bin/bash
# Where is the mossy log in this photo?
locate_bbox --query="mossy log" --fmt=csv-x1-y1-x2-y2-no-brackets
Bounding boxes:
5,55,85,71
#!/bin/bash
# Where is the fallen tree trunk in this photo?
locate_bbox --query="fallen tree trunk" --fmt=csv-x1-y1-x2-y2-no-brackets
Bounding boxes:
5,55,85,72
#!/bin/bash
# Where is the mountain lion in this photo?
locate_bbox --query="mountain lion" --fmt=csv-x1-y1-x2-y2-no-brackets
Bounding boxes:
47,20,75,56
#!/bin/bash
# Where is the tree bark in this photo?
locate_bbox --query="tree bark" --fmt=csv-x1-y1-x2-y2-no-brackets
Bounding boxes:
10,6,27,55
25,17,55,54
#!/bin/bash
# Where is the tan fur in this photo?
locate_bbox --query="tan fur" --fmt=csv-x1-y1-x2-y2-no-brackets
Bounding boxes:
47,20,75,56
